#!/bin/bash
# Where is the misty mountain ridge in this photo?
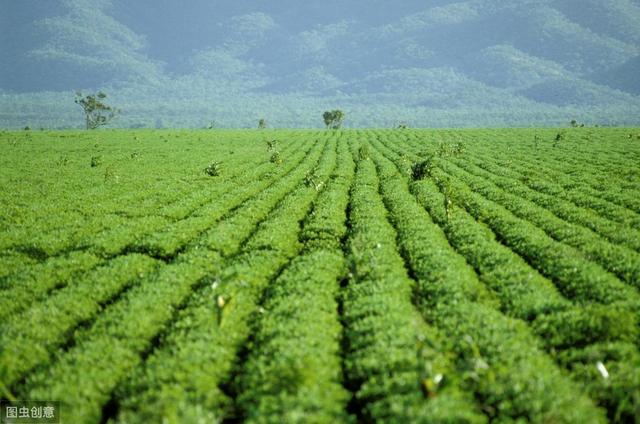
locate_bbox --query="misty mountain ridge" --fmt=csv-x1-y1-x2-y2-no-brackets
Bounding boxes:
1,0,639,128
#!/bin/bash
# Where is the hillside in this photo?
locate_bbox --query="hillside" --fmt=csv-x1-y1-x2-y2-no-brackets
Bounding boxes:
0,0,639,127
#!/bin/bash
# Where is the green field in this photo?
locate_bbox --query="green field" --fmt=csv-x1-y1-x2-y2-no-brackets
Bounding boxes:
1,128,639,423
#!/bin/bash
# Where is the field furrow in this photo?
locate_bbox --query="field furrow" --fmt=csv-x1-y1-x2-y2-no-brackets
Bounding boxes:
378,134,640,307
2,128,639,423
12,136,329,423
339,137,486,423
402,129,640,215
0,254,160,389
438,160,640,286
464,150,640,231
132,143,313,259
232,137,354,423
364,135,607,422
0,133,302,259
110,135,337,422
369,134,640,420
0,251,103,318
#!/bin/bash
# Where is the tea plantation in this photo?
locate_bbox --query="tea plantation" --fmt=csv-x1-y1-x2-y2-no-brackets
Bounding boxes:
1,128,639,423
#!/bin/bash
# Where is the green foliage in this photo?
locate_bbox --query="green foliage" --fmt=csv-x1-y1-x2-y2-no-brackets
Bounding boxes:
103,165,118,182
303,167,323,191
269,150,282,165
258,118,266,129
75,91,120,130
1,128,639,423
435,141,466,157
322,109,345,129
411,157,435,180
570,119,586,127
0,255,159,389
554,130,567,146
56,155,69,166
357,144,369,161
204,161,221,176
368,136,608,422
343,153,485,423
265,138,277,151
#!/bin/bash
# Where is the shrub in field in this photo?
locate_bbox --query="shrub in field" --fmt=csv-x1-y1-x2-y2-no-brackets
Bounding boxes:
554,131,566,147
266,139,278,152
204,161,221,176
104,166,118,182
412,157,438,180
436,142,465,157
90,156,102,167
270,151,282,165
358,144,370,161
303,168,323,191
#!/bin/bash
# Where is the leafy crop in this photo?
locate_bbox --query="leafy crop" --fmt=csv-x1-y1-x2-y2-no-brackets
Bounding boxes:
204,161,221,176
0,128,638,423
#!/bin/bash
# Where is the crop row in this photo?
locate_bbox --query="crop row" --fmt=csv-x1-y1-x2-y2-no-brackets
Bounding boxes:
463,149,640,230
380,134,640,307
1,130,283,223
453,152,640,250
463,128,639,176
113,135,338,422
0,134,303,259
0,252,37,280
340,137,485,423
0,254,160,388
133,139,313,259
236,250,350,423
400,129,640,215
438,159,640,287
364,134,607,422
0,139,312,317
0,251,102,320
9,137,331,422
371,133,640,420
430,166,640,305
452,131,640,215
79,138,305,258
234,135,354,423
18,249,223,423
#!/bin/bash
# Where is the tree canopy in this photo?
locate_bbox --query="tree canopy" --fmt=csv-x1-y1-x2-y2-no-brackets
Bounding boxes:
322,109,344,129
75,91,119,129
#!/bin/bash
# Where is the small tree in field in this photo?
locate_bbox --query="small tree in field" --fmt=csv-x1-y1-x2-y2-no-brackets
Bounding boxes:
258,118,267,129
75,91,119,129
322,110,345,129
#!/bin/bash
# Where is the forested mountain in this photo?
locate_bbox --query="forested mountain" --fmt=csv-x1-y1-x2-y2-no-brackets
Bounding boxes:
1,0,639,128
